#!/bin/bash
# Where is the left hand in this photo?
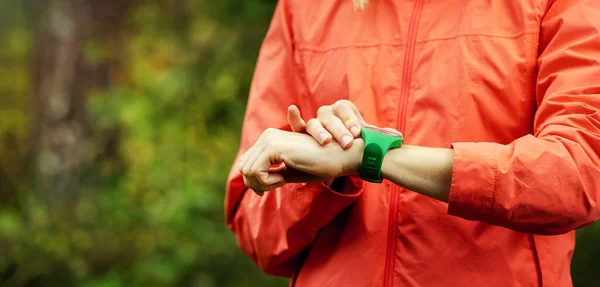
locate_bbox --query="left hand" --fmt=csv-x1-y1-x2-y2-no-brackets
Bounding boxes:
238,128,364,195
287,100,366,149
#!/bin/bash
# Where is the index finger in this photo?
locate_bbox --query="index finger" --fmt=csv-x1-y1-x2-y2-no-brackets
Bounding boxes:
332,102,362,137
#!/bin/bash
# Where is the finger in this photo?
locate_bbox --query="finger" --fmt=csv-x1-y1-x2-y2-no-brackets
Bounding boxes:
257,171,286,186
244,175,265,195
287,105,307,133
251,149,285,187
243,175,261,195
245,172,286,196
244,179,267,197
238,147,254,172
242,144,266,176
264,181,287,191
346,101,368,126
251,180,287,196
316,105,333,124
319,114,354,149
332,102,362,137
306,118,332,145
268,164,287,174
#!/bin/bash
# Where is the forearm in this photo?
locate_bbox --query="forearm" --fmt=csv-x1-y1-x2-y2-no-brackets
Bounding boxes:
380,145,454,202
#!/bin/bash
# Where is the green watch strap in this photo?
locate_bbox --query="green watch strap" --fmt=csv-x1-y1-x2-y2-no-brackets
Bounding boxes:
359,127,403,183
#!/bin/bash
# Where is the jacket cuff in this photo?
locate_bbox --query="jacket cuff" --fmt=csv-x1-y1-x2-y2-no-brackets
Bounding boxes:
447,142,499,223
324,176,364,195
299,176,364,228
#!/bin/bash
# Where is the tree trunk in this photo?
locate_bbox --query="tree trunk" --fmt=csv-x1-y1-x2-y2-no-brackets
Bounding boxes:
29,0,135,201
31,0,88,201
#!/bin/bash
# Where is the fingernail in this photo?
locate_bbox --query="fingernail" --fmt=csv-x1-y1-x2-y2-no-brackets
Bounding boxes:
341,135,352,147
319,132,329,144
350,126,360,136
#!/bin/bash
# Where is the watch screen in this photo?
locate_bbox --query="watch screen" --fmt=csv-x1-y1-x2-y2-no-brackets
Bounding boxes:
363,125,403,137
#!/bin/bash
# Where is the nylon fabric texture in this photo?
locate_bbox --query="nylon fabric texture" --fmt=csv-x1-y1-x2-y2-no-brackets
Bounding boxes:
226,0,600,286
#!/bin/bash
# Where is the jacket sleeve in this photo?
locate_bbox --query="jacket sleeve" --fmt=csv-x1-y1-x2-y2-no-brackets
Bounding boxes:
447,0,600,235
225,0,364,277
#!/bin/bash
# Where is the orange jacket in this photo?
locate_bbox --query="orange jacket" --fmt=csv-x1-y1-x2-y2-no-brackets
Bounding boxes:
226,0,600,286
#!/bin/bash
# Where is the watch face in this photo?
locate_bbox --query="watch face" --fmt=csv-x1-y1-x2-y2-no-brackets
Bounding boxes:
363,124,403,137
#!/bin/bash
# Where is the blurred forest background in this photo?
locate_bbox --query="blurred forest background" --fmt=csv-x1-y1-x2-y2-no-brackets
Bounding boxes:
0,0,598,286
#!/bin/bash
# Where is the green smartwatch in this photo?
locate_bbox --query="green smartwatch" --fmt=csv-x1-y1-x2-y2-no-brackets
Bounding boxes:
359,125,404,183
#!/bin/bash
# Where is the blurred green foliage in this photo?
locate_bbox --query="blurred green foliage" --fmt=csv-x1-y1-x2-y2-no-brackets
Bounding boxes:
0,0,598,286
0,0,286,286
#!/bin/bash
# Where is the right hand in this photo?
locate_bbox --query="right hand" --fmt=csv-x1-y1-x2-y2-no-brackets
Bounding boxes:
287,100,366,149
237,128,363,195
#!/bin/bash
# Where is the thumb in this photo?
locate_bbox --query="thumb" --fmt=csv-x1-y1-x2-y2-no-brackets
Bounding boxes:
287,105,307,133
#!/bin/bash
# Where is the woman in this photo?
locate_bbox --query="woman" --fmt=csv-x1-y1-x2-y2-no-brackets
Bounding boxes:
227,0,600,286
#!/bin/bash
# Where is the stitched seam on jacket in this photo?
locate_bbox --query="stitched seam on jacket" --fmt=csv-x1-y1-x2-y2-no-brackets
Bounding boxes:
489,158,499,221
297,42,404,53
418,31,538,44
295,31,537,53
529,235,544,287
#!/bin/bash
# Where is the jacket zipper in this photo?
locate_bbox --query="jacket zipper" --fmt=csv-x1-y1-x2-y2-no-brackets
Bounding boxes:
383,1,425,286
383,187,400,287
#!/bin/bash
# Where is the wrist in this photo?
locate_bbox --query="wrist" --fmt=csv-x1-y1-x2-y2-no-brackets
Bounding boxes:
343,138,364,176
357,127,403,183
381,146,404,180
